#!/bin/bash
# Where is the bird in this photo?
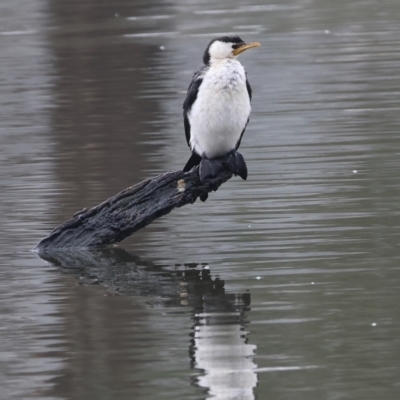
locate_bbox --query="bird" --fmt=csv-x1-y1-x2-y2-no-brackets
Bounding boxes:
182,36,260,184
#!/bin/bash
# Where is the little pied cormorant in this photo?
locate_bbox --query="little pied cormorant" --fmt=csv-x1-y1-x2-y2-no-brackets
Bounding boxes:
182,36,260,183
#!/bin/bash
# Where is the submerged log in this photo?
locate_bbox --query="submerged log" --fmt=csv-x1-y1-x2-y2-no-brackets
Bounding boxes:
35,167,233,250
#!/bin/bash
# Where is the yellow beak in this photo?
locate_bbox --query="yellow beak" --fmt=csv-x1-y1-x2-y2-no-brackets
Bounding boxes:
232,41,261,56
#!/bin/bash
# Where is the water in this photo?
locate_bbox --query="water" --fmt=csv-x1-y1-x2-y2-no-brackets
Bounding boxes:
1,0,400,399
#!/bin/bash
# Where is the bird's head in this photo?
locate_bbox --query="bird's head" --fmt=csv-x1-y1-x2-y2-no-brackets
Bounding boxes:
203,36,260,64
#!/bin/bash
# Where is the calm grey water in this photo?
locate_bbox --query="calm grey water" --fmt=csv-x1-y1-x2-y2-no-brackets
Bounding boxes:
1,0,400,399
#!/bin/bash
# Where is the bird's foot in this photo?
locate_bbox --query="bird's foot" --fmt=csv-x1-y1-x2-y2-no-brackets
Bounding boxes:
226,150,248,180
199,157,224,183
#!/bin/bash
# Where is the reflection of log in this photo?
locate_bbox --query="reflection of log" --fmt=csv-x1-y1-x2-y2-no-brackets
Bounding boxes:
35,167,233,250
36,247,250,311
37,243,255,397
36,247,187,302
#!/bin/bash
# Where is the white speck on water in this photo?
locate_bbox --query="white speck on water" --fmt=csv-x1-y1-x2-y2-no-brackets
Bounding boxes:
115,13,119,18
372,322,377,327
256,276,261,280
311,282,315,285
324,30,330,34
248,225,251,228
160,45,165,50
353,170,358,174
204,265,210,270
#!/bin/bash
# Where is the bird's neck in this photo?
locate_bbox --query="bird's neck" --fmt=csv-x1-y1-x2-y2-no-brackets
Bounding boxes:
207,58,245,87
209,57,240,68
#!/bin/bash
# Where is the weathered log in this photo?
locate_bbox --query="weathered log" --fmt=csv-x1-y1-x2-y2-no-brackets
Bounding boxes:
35,167,233,250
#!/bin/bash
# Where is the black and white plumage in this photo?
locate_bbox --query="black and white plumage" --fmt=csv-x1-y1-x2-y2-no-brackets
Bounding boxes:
182,36,260,183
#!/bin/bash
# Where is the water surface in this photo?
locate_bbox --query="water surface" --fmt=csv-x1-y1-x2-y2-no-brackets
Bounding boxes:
1,0,400,399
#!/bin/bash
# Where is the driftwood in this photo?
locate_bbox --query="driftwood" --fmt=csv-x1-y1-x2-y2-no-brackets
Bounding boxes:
35,167,233,250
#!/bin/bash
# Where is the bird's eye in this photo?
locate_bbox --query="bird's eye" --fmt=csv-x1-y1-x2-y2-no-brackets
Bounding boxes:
232,44,241,50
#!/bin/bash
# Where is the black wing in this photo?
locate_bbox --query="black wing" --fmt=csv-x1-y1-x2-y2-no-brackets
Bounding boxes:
236,73,252,150
246,73,252,101
183,66,207,147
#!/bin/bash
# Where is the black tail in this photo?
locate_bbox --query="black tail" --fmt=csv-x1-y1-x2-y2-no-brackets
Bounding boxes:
183,153,202,172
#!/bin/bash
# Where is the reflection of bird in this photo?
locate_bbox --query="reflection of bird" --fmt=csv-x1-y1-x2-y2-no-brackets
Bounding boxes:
183,36,260,183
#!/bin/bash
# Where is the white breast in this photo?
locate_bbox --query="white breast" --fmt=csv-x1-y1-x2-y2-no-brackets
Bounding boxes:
188,59,251,159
